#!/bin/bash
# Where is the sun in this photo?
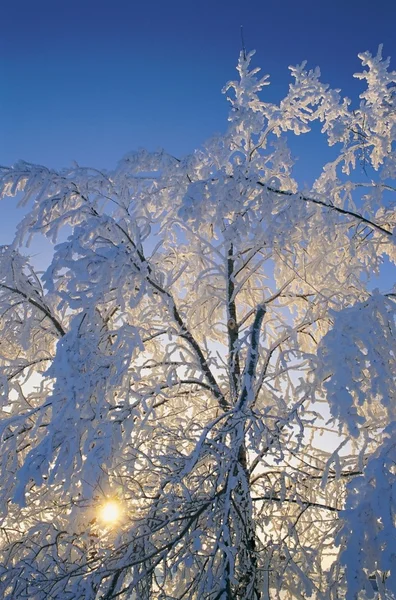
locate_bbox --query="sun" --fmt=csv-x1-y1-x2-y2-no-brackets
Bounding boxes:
98,499,122,525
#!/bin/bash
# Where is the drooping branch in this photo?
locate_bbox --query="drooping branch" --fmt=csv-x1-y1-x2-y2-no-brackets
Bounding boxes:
260,182,393,237
0,283,65,337
84,199,228,411
216,173,393,236
6,167,228,411
252,495,340,513
5,357,52,381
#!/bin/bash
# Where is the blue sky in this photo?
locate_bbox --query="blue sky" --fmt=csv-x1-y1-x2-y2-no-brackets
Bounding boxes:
1,0,396,250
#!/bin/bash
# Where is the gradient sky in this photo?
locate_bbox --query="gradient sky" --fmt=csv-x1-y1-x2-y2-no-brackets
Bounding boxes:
1,0,396,256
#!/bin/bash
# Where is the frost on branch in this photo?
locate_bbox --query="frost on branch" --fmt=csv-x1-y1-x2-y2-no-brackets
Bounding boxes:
0,48,395,599
338,424,396,600
317,292,396,598
13,308,142,505
317,292,396,437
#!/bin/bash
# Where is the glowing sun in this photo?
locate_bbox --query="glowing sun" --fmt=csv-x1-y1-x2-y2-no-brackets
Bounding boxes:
98,500,122,525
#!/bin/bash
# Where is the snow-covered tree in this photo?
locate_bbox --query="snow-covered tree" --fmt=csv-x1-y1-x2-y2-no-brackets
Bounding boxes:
0,46,395,599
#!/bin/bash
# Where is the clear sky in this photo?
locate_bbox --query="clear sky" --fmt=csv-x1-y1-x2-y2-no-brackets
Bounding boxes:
1,0,396,250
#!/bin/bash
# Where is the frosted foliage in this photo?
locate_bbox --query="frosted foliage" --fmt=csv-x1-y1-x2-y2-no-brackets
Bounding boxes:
0,48,395,600
339,424,396,599
317,292,396,436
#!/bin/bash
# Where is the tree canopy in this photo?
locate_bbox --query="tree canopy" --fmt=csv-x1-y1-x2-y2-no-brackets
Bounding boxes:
0,47,395,599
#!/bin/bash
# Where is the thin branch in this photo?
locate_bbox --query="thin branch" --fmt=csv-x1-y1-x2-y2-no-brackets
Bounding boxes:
252,495,340,513
88,203,228,410
259,182,393,237
0,283,65,337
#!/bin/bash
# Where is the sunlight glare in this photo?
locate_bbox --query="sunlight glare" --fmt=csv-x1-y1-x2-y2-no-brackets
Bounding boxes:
99,500,122,525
